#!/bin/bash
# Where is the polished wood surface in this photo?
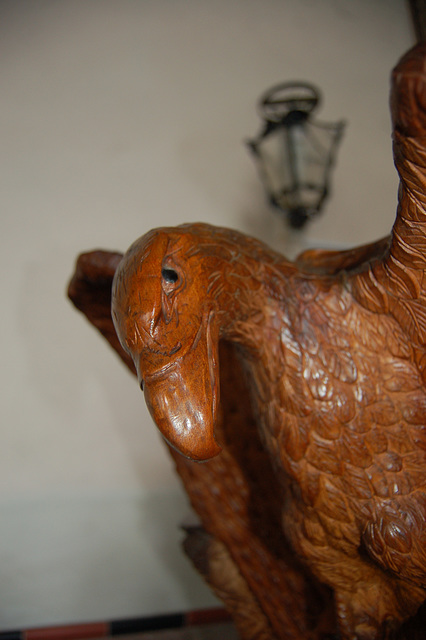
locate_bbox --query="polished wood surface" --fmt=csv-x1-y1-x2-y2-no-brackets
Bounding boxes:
69,45,426,639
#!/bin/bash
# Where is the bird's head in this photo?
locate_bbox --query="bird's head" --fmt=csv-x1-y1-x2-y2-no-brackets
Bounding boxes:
111,223,231,461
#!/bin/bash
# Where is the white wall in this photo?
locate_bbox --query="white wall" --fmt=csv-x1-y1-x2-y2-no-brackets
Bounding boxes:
0,0,414,630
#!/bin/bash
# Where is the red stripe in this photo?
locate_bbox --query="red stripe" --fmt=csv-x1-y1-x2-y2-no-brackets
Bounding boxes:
185,607,232,626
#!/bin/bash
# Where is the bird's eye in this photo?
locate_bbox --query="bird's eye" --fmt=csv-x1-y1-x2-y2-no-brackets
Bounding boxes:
161,267,179,284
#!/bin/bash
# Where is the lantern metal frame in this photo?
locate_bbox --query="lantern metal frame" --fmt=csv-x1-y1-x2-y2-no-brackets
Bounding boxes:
247,82,345,229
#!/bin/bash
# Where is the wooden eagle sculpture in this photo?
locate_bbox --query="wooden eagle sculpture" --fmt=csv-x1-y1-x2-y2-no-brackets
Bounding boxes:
68,44,426,639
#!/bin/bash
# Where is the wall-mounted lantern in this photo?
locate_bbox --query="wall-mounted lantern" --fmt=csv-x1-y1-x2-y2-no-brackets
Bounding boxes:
247,82,345,228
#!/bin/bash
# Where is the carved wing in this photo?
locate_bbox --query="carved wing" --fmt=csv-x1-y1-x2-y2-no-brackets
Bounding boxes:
388,42,426,275
67,250,135,373
297,44,426,283
341,44,426,383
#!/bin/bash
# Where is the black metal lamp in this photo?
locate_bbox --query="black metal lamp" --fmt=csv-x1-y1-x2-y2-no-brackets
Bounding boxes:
247,82,345,229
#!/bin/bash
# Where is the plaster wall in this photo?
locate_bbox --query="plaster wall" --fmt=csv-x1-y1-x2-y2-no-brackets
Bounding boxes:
0,0,414,630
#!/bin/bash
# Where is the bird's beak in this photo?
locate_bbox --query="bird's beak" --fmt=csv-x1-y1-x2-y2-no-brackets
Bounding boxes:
141,312,222,461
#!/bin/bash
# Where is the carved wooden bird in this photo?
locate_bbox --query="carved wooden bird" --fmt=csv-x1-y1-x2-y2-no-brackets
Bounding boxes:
69,45,426,639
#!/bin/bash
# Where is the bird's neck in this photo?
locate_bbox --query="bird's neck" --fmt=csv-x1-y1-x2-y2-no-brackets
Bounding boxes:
213,250,297,357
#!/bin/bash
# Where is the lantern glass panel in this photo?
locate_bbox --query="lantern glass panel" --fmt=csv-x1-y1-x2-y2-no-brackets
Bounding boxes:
254,119,344,214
